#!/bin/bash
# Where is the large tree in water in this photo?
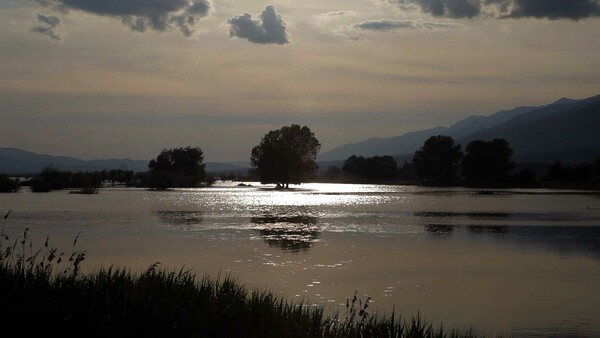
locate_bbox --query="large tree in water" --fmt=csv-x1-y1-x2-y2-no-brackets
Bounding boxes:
148,146,206,188
251,125,321,188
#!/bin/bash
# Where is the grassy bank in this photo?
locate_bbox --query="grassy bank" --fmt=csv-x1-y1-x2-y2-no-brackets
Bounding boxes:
0,228,477,338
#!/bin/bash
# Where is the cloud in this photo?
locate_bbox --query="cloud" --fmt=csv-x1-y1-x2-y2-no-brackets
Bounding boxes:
30,13,62,40
353,19,462,31
393,0,482,18
314,10,359,22
228,5,289,45
354,20,418,30
35,0,213,36
498,0,600,20
388,0,600,20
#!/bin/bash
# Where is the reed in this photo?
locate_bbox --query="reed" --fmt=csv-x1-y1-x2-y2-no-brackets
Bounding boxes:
0,225,481,338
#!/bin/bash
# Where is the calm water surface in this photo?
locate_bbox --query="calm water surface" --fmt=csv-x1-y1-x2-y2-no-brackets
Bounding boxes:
2,182,600,337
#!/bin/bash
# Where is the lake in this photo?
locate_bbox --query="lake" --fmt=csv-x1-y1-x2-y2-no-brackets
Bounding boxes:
1,182,599,337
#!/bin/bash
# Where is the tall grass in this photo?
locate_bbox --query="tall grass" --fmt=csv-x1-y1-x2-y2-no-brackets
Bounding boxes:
0,220,479,337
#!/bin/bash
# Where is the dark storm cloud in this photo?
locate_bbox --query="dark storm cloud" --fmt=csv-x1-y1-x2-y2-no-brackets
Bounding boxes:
30,13,61,40
355,20,418,31
353,19,461,31
395,0,482,18
228,5,289,45
500,0,600,20
35,0,213,36
392,0,600,20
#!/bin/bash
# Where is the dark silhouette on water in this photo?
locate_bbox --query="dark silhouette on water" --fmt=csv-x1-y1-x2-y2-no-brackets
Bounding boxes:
157,211,204,227
425,224,454,235
414,211,511,220
468,225,508,234
148,147,207,189
250,124,321,189
251,215,320,252
423,223,600,260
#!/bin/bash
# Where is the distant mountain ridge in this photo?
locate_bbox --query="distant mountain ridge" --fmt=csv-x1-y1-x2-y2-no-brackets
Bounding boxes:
0,148,249,174
0,148,149,174
456,94,600,161
319,94,600,163
3,94,599,174
318,105,542,161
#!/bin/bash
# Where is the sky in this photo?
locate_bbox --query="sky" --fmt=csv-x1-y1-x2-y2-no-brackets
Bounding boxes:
0,0,599,162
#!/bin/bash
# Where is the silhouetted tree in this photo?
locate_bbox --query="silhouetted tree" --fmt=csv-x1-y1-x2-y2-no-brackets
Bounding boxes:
30,167,104,192
148,147,207,188
365,156,397,180
342,155,366,179
548,161,573,181
70,172,103,189
106,169,134,186
251,124,321,188
461,139,515,181
0,174,20,193
512,168,537,183
342,155,397,181
323,166,343,180
412,135,462,181
30,179,51,193
594,157,600,180
40,166,72,190
398,161,417,180
548,159,599,182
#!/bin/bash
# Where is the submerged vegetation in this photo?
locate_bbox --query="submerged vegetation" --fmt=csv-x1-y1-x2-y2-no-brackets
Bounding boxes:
0,223,478,338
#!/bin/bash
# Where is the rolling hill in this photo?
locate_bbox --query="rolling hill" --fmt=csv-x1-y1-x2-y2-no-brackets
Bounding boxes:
0,148,149,174
0,148,249,175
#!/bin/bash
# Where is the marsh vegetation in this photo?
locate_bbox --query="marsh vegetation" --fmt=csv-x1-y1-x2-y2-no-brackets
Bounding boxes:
0,224,477,338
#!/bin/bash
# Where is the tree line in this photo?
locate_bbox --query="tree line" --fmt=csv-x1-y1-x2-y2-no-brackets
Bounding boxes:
2,125,599,192
0,125,321,192
18,168,136,193
339,135,600,186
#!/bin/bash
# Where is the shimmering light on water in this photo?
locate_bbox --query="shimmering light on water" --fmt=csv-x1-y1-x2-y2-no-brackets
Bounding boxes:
1,182,600,336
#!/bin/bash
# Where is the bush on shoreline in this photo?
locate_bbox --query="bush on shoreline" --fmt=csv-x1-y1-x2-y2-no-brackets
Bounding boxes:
0,174,20,193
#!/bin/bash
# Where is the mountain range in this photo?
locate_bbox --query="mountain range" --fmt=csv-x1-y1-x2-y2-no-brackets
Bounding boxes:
2,94,599,174
318,94,600,163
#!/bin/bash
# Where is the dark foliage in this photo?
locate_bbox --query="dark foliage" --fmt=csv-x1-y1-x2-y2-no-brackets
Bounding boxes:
29,167,104,192
105,169,135,186
0,174,20,193
511,168,537,183
398,161,417,180
0,227,478,338
461,139,515,181
412,136,462,181
342,155,398,181
547,158,600,182
40,166,73,190
251,125,321,188
148,147,207,189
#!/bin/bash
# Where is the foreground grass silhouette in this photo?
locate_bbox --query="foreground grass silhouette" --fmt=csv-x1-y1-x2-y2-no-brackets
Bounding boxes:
0,227,478,337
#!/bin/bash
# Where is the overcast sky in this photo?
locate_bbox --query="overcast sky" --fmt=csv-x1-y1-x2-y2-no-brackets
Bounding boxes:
1,0,599,162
